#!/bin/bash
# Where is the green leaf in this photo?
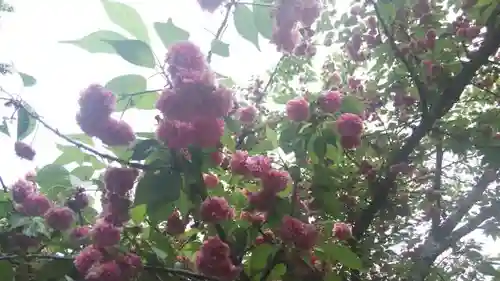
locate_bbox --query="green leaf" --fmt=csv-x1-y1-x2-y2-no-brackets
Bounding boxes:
130,139,161,161
270,263,286,280
233,4,260,50
378,2,396,24
10,214,31,229
324,272,342,281
66,133,94,145
19,72,36,87
253,0,273,39
210,39,230,57
134,91,159,110
134,169,182,209
216,73,236,88
250,244,277,273
130,204,147,224
340,95,364,115
224,117,242,134
54,146,86,166
326,244,363,270
0,260,14,281
37,259,73,281
152,246,169,260
16,106,35,141
0,120,9,136
176,190,193,216
266,126,279,148
231,226,249,257
313,135,327,160
60,30,128,54
154,19,190,49
36,164,72,190
148,201,175,224
317,11,334,32
106,39,155,68
101,0,149,43
71,166,95,181
104,74,148,111
23,217,50,237
279,121,299,153
0,201,12,219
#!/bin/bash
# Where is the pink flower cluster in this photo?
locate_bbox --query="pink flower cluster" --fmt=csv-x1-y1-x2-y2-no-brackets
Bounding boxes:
196,236,241,280
11,175,77,231
200,196,235,223
76,84,135,146
285,93,364,149
345,12,382,62
74,244,142,281
101,167,139,226
279,215,318,250
230,152,289,213
336,113,364,149
271,0,321,53
318,90,343,114
74,167,142,281
155,41,233,149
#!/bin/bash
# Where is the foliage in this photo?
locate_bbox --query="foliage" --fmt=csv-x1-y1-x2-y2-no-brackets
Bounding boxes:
0,0,500,281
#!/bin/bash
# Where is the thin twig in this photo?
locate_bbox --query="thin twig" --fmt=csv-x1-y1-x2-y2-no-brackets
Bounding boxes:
236,1,274,7
0,254,221,281
1,97,152,170
206,1,235,64
0,176,7,192
263,55,285,93
234,58,285,150
370,0,429,119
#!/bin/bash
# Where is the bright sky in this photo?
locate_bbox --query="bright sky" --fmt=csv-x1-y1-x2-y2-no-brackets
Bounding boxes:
0,0,498,260
0,0,283,183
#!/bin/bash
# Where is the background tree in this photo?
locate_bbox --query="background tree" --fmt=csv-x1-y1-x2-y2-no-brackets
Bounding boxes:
0,0,499,281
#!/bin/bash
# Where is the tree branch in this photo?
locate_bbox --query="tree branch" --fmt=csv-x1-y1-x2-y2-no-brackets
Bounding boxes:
407,205,495,281
370,0,429,118
206,1,234,64
437,169,496,237
0,254,222,281
0,175,7,193
234,56,285,150
236,1,273,7
4,98,153,170
431,135,444,232
349,7,500,281
352,4,500,241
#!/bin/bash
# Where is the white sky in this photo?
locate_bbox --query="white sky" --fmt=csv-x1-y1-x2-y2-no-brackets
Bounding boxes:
0,0,283,182
0,0,498,260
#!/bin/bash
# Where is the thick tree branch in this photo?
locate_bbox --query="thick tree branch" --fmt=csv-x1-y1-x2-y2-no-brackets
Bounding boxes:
349,9,500,281
407,205,495,281
431,6,500,118
437,169,496,237
352,5,500,241
431,135,444,232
